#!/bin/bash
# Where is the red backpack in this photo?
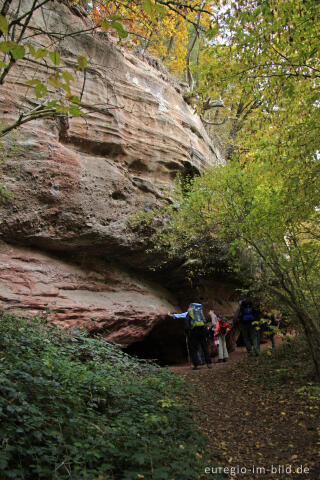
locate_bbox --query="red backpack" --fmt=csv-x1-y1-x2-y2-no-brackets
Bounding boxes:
219,317,229,336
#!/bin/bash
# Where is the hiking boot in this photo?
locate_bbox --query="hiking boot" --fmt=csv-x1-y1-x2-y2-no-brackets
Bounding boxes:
192,366,199,370
216,359,223,363
223,358,228,362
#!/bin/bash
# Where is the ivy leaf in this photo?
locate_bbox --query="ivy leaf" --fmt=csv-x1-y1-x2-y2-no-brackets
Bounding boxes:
11,45,25,59
0,14,9,35
110,21,128,39
49,51,60,66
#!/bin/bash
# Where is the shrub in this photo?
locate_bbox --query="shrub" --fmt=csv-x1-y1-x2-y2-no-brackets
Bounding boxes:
0,313,209,479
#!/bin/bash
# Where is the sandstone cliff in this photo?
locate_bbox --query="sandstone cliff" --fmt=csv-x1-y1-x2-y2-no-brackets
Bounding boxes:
0,0,236,363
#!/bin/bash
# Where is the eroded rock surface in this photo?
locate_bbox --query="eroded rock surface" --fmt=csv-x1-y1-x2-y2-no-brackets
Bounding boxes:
0,242,180,346
0,1,236,360
0,0,223,261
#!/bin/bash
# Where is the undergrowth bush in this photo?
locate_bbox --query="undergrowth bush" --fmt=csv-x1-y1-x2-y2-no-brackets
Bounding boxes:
0,312,211,480
244,336,315,387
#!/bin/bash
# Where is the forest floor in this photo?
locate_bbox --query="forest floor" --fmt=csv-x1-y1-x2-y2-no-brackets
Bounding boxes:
170,337,320,480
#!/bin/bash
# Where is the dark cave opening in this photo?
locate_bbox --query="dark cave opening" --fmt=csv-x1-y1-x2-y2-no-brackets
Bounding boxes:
123,317,188,366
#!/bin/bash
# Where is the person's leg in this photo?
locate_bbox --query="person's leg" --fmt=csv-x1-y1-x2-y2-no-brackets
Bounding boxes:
222,336,229,360
241,323,252,354
189,332,200,367
271,334,276,349
196,351,202,364
256,329,261,352
249,325,259,355
199,327,212,365
218,337,224,360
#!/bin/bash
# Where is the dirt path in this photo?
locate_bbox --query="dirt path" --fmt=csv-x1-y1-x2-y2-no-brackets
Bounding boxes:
169,339,320,480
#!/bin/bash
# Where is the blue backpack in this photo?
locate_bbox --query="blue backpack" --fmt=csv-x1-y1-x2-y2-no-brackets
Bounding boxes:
188,303,206,328
242,304,255,323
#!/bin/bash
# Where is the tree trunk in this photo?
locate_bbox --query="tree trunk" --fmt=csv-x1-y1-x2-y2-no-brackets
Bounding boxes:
296,309,320,380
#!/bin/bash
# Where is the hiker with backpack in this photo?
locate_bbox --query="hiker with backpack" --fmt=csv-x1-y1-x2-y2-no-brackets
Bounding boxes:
215,315,230,362
235,298,259,357
173,303,212,370
187,303,212,369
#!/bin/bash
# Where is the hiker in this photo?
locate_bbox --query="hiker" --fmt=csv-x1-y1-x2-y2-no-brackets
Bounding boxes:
171,309,203,365
187,303,212,369
209,309,218,328
257,311,278,350
173,304,212,370
215,315,230,362
234,298,259,356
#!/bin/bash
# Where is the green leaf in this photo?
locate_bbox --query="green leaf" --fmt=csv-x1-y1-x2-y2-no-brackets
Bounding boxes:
77,55,87,70
69,105,82,117
69,95,81,104
100,19,109,31
143,0,155,20
206,25,220,39
0,14,9,35
0,41,18,52
34,83,47,98
110,21,128,39
154,3,166,17
48,74,61,88
26,79,42,86
62,71,74,83
62,83,71,94
47,100,58,108
34,48,48,59
0,60,7,68
26,43,36,56
11,45,25,59
49,51,60,66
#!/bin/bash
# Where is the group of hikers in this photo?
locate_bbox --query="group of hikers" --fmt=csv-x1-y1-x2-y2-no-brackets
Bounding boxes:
172,298,278,370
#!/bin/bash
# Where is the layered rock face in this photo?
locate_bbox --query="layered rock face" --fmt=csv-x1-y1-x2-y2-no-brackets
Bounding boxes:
0,1,235,362
0,242,178,346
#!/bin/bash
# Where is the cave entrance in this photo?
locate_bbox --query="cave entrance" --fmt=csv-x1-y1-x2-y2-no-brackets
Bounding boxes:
124,317,188,366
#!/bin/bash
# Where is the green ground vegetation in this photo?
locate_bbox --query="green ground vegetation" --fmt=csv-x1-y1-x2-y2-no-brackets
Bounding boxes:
0,312,218,480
